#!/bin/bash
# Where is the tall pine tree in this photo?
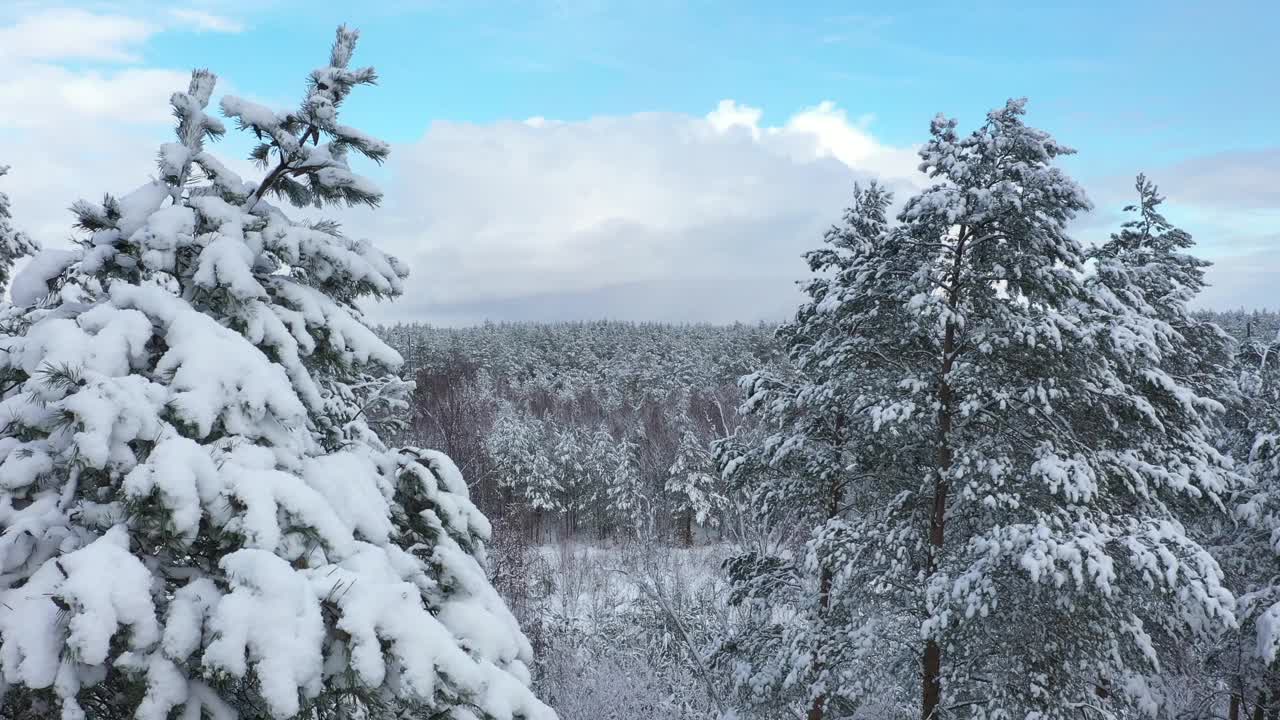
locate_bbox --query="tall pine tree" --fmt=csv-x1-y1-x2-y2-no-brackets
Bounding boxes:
0,28,552,720
726,100,1237,719
1087,174,1245,716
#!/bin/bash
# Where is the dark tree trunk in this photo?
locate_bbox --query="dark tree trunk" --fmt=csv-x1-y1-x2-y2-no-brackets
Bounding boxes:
808,416,846,720
1231,692,1242,720
1255,692,1268,720
807,527,835,720
807,683,828,720
923,227,968,720
681,510,694,547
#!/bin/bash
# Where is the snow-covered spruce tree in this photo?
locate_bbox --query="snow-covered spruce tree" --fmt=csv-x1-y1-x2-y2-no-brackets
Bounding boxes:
728,100,1238,719
603,432,649,538
549,423,586,537
0,29,553,720
488,404,560,539
576,425,612,538
0,165,38,293
665,414,723,546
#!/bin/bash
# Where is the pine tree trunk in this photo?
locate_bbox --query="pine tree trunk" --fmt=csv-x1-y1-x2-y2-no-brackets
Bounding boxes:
807,680,828,720
1254,692,1267,720
808,417,846,720
1231,692,1242,720
921,451,949,720
682,510,694,547
807,535,835,720
923,228,968,720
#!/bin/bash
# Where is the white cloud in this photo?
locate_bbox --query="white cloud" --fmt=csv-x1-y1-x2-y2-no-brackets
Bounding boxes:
0,65,188,127
0,8,153,63
706,100,763,138
776,102,920,181
168,9,246,34
706,100,920,182
0,6,242,63
0,6,247,132
346,107,1279,323
0,7,240,246
344,102,926,324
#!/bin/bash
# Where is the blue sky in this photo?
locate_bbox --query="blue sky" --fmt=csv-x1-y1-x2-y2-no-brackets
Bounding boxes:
1,1,1276,321
138,1,1278,163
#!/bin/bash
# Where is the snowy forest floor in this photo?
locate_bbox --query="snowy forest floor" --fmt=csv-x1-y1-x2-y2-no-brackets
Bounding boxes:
490,537,735,718
493,539,1233,720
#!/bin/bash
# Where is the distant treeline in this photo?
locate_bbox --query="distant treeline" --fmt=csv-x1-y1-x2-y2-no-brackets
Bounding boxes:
1197,308,1280,342
377,321,781,542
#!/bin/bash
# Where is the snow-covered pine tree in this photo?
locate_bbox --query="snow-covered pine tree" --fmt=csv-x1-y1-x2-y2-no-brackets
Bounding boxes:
665,414,723,546
728,100,1237,720
0,28,553,720
1217,298,1280,716
1089,174,1234,404
604,431,648,538
1085,175,1245,713
487,405,559,539
718,182,908,720
0,165,38,293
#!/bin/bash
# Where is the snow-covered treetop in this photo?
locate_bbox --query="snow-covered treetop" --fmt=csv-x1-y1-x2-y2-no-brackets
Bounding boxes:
1091,174,1216,319
223,26,388,211
0,165,38,293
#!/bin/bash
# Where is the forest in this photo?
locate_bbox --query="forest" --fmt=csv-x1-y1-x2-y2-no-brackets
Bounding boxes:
0,19,1278,720
383,310,1280,543
374,307,1280,719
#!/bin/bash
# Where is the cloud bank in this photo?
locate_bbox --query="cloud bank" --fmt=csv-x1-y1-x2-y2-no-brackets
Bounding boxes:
0,7,240,242
358,102,925,324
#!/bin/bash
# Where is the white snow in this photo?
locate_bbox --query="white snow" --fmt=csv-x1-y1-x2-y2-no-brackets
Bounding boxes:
10,248,76,306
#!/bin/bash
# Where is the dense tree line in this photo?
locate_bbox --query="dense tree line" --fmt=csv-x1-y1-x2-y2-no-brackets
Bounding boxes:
377,321,781,543
378,311,1272,552
1198,309,1280,345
